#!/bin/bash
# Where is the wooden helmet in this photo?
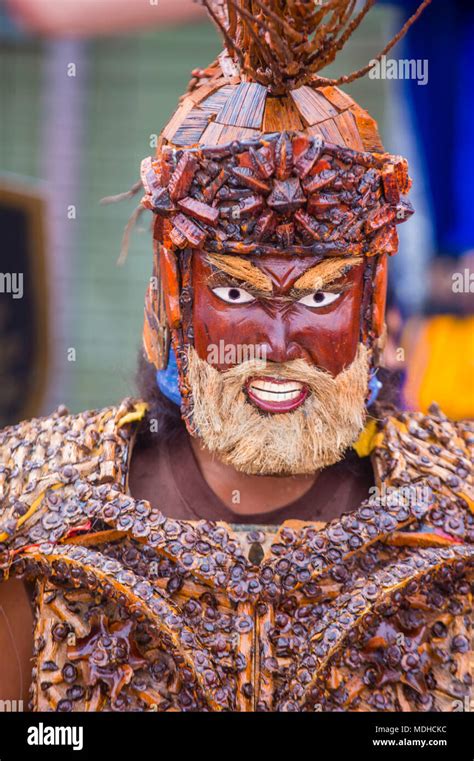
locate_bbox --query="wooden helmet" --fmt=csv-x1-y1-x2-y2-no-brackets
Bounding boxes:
140,0,430,375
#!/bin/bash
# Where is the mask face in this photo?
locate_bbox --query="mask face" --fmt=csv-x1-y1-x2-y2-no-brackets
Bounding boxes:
141,131,408,474
191,251,366,379
167,251,374,476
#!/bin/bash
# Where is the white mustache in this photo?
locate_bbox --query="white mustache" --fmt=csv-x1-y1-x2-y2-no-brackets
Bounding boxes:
220,356,343,393
185,344,370,476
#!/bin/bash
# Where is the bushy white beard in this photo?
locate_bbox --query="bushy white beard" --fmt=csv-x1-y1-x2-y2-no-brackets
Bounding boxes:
185,344,370,475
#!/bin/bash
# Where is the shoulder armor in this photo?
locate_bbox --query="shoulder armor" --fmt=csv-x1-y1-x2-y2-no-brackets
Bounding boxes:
0,398,147,578
371,403,474,541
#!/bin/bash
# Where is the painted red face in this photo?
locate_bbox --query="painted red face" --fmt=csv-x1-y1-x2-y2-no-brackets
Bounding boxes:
191,251,366,380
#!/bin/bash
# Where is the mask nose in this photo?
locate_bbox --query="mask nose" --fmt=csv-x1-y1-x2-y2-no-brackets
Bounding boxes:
261,316,305,365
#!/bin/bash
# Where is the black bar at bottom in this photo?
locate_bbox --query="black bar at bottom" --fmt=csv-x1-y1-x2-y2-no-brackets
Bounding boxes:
0,710,471,760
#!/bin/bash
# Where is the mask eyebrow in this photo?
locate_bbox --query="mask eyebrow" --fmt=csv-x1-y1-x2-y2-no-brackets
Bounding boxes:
292,256,363,292
206,253,273,292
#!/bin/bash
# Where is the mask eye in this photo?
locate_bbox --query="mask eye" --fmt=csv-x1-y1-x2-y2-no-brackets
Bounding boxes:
298,291,341,308
211,286,256,304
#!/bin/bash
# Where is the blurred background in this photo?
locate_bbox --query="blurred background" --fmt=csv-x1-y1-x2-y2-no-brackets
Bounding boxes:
0,0,472,427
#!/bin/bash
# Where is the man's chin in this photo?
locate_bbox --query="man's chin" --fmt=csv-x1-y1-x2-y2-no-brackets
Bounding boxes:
184,344,370,477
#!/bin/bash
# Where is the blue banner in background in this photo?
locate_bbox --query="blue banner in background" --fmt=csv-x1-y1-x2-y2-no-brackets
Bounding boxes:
381,0,474,255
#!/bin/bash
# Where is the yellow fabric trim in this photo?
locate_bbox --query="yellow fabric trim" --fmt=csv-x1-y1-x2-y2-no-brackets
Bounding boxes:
389,418,408,435
97,409,114,434
0,483,62,543
353,419,381,457
117,401,148,428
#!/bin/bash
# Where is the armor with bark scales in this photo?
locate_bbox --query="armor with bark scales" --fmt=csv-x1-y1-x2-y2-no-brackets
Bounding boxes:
1,0,474,714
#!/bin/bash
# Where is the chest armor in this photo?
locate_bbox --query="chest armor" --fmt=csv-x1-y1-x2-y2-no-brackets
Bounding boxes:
0,399,473,712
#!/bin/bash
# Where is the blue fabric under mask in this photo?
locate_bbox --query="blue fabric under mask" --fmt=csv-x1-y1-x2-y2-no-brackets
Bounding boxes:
157,346,381,409
156,346,182,407
366,370,382,407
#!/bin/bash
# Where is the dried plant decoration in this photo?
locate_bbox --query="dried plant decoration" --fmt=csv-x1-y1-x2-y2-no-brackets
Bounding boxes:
202,0,433,93
140,134,413,257
0,399,472,710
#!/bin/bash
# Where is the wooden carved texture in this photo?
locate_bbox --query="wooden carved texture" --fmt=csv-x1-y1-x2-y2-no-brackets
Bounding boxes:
141,132,411,258
143,223,170,370
140,56,409,372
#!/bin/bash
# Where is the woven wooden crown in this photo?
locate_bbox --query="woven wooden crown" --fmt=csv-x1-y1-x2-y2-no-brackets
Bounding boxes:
136,0,435,258
141,131,412,258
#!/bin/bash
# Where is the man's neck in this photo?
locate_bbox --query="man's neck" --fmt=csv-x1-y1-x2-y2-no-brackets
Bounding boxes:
189,436,318,516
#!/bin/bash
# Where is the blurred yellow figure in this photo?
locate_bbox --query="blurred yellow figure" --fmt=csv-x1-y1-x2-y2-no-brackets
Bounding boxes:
403,314,474,420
